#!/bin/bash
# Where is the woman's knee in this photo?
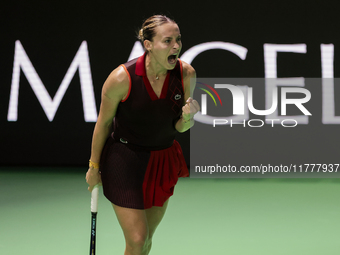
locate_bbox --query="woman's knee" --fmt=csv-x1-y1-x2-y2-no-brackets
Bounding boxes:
126,232,149,250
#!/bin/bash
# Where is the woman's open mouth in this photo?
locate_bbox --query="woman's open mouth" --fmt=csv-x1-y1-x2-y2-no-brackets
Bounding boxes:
167,53,177,64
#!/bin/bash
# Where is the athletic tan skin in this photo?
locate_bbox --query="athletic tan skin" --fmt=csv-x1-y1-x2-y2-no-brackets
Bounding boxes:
86,21,200,255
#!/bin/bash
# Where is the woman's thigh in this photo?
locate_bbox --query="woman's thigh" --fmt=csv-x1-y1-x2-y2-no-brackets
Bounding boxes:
112,204,149,243
145,199,170,238
112,199,170,241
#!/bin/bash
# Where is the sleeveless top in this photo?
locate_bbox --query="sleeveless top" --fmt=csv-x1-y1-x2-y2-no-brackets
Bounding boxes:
112,52,185,150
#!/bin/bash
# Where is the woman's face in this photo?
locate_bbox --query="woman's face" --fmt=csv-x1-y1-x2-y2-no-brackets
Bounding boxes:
147,22,182,70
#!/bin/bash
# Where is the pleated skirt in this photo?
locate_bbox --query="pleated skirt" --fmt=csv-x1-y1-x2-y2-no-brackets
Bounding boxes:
100,137,189,209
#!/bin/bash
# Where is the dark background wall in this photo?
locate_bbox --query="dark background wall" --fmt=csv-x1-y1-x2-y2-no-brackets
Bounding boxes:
1,1,339,167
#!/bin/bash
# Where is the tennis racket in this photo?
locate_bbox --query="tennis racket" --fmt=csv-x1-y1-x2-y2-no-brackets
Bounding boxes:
89,184,100,255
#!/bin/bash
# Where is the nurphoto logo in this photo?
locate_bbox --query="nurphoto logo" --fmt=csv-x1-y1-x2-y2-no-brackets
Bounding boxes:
196,79,312,128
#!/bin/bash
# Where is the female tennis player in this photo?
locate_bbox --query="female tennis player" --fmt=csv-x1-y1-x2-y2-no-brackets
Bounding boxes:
86,15,199,255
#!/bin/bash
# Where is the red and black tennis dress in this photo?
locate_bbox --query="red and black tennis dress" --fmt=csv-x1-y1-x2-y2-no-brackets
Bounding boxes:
100,53,189,209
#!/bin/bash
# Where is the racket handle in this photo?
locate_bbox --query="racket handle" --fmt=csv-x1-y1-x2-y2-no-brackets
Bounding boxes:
91,184,100,213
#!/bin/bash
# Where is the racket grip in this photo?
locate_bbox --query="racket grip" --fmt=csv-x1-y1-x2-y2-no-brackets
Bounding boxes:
91,184,100,213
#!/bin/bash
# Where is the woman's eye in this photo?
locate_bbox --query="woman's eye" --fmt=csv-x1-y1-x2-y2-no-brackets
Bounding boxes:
165,40,170,43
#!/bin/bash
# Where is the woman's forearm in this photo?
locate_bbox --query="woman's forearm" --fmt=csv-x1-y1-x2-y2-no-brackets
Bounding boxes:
90,121,112,164
175,117,194,133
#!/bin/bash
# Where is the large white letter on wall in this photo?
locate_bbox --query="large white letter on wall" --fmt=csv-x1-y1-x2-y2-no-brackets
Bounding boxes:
180,41,248,64
264,44,308,124
321,44,340,124
7,40,97,122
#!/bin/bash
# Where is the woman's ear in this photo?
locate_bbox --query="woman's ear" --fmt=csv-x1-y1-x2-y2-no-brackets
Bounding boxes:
144,40,152,52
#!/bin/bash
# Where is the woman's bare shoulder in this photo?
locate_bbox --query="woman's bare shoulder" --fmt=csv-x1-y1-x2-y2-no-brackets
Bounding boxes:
180,60,196,81
102,65,130,100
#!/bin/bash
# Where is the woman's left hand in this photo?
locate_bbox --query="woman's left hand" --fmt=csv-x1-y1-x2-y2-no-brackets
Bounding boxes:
182,97,200,121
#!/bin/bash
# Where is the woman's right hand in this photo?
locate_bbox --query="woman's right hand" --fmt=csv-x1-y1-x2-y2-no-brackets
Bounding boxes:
85,167,102,192
86,65,129,192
